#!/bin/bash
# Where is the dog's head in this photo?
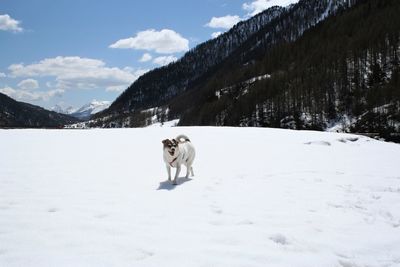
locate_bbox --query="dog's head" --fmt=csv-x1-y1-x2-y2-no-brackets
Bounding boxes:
162,138,178,156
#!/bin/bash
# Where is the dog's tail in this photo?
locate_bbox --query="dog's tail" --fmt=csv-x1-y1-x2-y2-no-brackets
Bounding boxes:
175,134,191,143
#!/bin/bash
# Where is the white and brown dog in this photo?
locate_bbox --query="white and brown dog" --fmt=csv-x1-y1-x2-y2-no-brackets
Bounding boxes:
162,134,195,185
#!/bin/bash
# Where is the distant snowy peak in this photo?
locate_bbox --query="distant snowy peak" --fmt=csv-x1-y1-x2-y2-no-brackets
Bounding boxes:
50,104,77,115
52,100,111,120
71,100,111,120
75,100,111,114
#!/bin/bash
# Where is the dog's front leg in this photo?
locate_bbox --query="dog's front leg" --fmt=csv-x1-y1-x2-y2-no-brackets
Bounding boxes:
166,165,171,181
173,165,181,185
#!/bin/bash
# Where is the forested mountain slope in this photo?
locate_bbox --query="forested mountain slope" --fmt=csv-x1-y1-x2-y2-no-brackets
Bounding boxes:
0,92,79,128
95,0,353,124
179,0,399,137
94,0,399,141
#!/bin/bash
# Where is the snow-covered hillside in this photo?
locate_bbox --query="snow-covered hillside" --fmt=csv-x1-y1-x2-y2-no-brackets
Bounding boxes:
0,127,399,267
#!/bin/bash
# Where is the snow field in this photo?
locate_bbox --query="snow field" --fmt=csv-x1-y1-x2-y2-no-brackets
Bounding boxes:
0,127,400,267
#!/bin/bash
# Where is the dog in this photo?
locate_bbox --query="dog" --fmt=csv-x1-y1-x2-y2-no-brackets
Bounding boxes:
162,134,195,185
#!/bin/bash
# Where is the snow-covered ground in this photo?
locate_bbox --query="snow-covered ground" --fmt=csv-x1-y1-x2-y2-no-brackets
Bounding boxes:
0,127,400,267
146,119,180,128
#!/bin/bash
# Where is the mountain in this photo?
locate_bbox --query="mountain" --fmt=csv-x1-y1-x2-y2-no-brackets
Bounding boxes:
51,104,77,115
0,92,79,128
51,100,111,120
103,5,286,115
94,0,355,126
94,0,399,141
178,0,400,130
70,100,111,120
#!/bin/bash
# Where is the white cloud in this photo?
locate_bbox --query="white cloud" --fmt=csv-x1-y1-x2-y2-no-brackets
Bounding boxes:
211,32,223,39
9,57,105,78
8,56,148,92
205,15,241,29
0,86,64,102
243,0,299,16
0,72,6,78
109,29,189,54
139,53,152,62
0,14,23,32
153,55,178,66
18,79,39,90
105,85,127,92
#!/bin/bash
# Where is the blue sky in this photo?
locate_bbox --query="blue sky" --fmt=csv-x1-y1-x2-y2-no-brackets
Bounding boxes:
0,0,297,110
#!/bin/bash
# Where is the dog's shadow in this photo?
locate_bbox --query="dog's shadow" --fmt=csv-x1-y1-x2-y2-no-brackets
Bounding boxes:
157,177,193,190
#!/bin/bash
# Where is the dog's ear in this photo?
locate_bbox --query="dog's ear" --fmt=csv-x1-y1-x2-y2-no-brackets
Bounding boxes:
162,139,168,145
172,139,178,144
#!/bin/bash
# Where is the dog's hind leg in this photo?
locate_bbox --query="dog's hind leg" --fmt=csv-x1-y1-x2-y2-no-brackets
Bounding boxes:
187,159,194,177
185,163,194,178
185,164,190,179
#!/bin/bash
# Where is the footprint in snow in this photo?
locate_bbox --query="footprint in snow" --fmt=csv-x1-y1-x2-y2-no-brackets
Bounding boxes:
48,208,59,213
269,233,289,245
335,252,352,259
209,202,223,214
211,206,223,214
304,141,331,146
380,211,400,228
327,202,344,209
371,194,381,200
353,204,366,210
133,249,154,261
338,259,361,267
337,137,359,143
383,187,400,193
236,220,254,226
392,221,400,228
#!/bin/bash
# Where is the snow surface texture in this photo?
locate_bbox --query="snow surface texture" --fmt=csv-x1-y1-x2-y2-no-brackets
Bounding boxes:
0,127,400,267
